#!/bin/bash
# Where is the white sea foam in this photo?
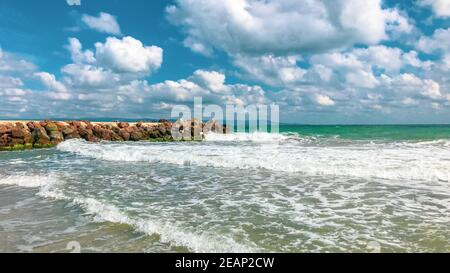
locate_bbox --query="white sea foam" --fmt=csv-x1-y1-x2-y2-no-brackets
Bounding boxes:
0,174,59,188
58,138,450,184
0,171,254,252
204,132,289,142
40,192,254,253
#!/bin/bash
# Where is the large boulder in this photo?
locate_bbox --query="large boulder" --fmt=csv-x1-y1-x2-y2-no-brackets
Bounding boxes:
0,124,12,135
26,121,41,131
129,127,145,141
10,138,25,145
78,127,98,142
203,120,224,134
49,131,64,144
93,125,112,141
44,122,59,134
0,134,11,147
118,129,130,141
118,122,129,129
62,126,80,139
32,127,51,146
171,119,196,140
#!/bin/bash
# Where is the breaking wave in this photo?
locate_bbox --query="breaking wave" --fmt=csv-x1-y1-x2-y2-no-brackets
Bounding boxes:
0,173,254,253
58,138,450,183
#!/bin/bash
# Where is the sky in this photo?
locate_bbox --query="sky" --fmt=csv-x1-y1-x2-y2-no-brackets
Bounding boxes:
0,0,450,124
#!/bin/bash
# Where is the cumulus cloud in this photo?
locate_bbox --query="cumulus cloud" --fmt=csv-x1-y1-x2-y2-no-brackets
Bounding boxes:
35,72,68,93
419,0,450,18
191,70,226,92
233,54,306,87
66,37,96,64
167,0,411,56
383,73,442,99
59,36,163,89
95,36,163,74
314,94,335,106
0,49,36,73
82,12,122,35
66,0,81,6
416,28,450,54
62,64,120,88
149,70,268,106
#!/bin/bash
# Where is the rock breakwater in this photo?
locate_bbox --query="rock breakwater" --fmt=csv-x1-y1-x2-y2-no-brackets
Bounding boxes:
0,119,228,151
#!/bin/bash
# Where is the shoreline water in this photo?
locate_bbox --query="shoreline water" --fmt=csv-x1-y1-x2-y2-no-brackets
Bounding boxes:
1,125,449,252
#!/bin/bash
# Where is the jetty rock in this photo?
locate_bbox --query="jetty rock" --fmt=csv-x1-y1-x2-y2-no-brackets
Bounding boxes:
0,119,230,151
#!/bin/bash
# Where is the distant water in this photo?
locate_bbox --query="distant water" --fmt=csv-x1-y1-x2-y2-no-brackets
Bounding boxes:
0,125,449,252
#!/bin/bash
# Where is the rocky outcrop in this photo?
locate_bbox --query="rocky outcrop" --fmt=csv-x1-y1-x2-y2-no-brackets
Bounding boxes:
0,119,229,151
171,119,230,140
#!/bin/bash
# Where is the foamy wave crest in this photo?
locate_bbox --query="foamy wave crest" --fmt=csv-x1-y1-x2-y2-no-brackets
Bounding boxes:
0,174,59,188
58,139,450,183
40,193,254,253
204,132,289,142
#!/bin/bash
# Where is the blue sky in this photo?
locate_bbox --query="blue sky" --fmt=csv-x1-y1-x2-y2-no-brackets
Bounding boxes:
0,0,449,124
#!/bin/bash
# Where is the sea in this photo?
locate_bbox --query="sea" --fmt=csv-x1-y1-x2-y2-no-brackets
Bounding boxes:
0,125,449,252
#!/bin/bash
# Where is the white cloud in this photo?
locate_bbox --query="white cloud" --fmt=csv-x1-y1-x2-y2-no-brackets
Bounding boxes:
66,0,81,6
62,64,120,88
149,70,268,106
167,0,411,56
191,70,226,92
384,8,414,34
35,72,72,100
421,79,442,99
314,94,335,106
401,97,419,106
416,28,450,54
60,36,164,88
402,51,433,69
352,45,403,73
419,0,450,18
35,72,68,93
95,36,163,74
388,73,442,99
66,38,96,64
0,50,36,73
82,12,121,35
345,70,379,89
0,75,23,89
233,54,306,87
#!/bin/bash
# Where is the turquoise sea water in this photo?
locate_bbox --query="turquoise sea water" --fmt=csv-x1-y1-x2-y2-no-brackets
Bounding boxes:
280,124,450,141
0,125,449,252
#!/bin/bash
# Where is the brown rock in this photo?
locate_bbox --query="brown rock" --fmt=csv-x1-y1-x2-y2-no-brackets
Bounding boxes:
0,134,11,147
32,127,51,145
10,138,25,145
44,122,59,134
203,120,223,134
78,127,98,142
55,121,68,129
69,121,81,128
93,125,112,141
26,122,40,131
49,131,64,144
118,129,130,141
118,122,129,129
11,127,25,138
0,124,12,135
130,128,145,141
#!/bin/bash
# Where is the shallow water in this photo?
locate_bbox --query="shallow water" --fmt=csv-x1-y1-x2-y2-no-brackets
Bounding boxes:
0,126,449,252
